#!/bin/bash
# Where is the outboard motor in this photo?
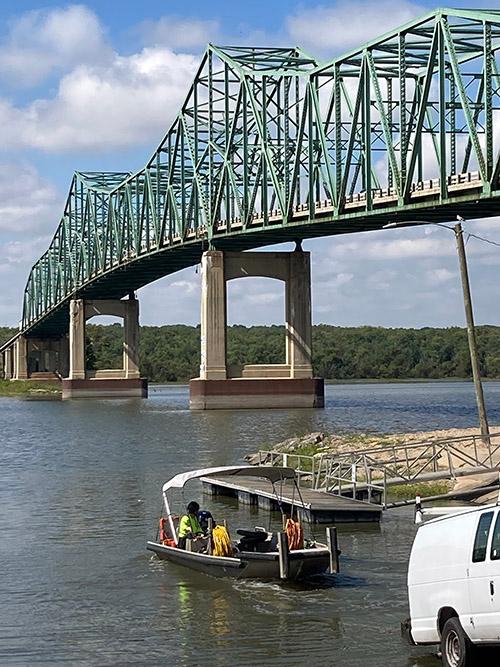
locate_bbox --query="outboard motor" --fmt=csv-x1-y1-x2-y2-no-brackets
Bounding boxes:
236,529,268,552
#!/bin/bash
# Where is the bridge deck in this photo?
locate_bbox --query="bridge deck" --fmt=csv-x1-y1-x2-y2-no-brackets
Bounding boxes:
201,474,382,523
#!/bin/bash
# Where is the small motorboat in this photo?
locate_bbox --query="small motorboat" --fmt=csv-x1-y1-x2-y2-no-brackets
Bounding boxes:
147,465,340,581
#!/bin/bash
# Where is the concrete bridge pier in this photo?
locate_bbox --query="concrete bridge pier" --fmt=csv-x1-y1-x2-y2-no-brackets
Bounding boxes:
1,335,68,382
190,249,324,409
28,336,69,380
62,296,147,399
1,345,14,380
13,336,28,380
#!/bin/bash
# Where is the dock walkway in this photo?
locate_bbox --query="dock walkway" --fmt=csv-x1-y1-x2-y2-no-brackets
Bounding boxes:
202,474,382,523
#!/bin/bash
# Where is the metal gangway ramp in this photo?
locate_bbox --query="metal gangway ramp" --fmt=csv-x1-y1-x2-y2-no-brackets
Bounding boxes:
258,431,500,507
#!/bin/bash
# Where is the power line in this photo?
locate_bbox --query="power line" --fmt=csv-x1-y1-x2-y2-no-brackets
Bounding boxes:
431,220,500,249
466,231,500,249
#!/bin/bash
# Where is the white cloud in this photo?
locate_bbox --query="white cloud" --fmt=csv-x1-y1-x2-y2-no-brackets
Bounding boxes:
329,234,454,261
332,272,354,286
138,16,219,50
170,279,199,295
0,237,49,267
0,47,199,152
286,0,425,55
427,268,454,283
0,235,52,325
136,269,200,326
316,269,354,287
0,163,62,232
478,254,500,266
247,292,283,305
369,269,397,289
0,5,111,87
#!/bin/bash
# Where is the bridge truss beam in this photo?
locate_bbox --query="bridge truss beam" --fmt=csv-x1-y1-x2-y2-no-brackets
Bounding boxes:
19,9,500,336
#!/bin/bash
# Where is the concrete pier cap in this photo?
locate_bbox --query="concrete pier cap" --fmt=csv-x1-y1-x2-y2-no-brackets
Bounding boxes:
190,248,324,410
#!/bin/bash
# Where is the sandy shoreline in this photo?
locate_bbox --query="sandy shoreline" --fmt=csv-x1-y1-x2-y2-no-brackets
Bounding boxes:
250,426,500,457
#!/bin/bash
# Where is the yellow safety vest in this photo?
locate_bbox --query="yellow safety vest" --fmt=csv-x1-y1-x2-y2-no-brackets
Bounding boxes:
178,514,202,538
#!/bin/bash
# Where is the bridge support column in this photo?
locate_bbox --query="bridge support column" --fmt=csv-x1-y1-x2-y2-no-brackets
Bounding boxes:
59,336,70,378
124,297,140,379
69,298,86,380
286,251,313,378
190,249,323,410
200,251,227,380
3,346,13,379
14,335,28,380
26,336,68,380
1,336,66,382
62,296,147,399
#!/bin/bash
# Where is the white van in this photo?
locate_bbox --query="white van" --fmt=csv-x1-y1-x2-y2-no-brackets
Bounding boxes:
404,502,500,666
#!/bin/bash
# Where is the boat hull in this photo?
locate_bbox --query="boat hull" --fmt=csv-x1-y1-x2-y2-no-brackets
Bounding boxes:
146,541,330,580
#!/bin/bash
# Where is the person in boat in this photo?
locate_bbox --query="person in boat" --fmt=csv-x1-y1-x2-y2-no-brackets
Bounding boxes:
197,509,215,534
178,501,204,549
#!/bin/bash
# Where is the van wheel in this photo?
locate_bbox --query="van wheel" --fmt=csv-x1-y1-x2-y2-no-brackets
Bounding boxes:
441,618,475,667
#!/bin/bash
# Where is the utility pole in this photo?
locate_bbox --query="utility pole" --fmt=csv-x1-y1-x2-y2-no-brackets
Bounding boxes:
454,222,490,440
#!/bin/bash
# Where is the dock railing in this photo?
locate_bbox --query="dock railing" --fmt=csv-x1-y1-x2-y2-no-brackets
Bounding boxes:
257,449,386,505
257,431,500,507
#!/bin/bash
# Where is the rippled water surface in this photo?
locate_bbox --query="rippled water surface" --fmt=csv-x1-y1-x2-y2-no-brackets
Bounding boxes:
2,382,500,666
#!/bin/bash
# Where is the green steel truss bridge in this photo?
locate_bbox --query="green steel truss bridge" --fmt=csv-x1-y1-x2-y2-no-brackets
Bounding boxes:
20,8,500,336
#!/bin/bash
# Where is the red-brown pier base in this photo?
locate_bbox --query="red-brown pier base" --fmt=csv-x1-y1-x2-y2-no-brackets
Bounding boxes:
189,378,324,410
62,378,148,399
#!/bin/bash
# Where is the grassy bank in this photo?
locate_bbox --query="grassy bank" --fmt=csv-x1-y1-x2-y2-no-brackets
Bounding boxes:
386,480,453,501
0,380,61,398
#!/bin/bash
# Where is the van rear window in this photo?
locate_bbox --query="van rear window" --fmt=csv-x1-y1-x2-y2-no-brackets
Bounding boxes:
472,512,494,563
490,514,500,561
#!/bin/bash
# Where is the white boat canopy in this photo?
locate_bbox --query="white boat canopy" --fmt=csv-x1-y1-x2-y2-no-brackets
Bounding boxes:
162,465,296,494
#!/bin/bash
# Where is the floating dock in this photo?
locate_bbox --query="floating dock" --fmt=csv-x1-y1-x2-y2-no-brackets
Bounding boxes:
202,475,382,523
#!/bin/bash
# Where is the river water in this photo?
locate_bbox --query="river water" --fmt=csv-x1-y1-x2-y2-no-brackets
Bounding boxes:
2,381,500,666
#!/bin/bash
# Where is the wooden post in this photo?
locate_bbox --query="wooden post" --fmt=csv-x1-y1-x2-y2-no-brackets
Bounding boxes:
278,531,290,579
326,526,340,574
454,222,490,441
207,518,213,555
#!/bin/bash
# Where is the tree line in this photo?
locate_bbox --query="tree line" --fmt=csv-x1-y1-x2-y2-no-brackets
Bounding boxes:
2,323,500,382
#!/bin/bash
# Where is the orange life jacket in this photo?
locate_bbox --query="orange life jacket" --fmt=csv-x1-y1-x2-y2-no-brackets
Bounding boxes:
159,517,168,543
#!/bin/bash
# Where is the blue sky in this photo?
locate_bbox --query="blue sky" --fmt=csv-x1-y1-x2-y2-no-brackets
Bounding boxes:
1,1,500,329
